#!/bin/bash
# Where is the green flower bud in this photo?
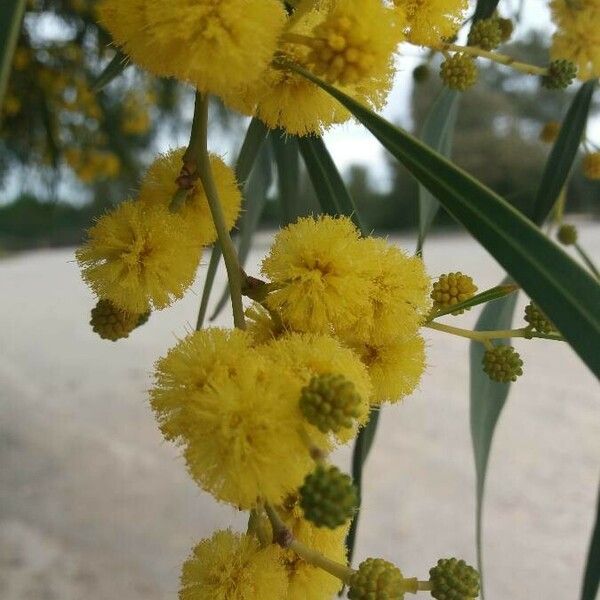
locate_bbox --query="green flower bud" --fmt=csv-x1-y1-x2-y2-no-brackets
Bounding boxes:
413,64,431,83
440,54,478,91
542,59,577,90
482,345,523,383
299,373,362,434
431,272,478,315
348,558,406,600
299,465,358,529
467,18,503,50
557,223,578,246
524,302,555,334
496,17,514,42
90,299,141,341
429,557,480,600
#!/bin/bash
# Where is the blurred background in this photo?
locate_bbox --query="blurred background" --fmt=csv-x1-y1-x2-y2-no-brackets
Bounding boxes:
1,1,599,600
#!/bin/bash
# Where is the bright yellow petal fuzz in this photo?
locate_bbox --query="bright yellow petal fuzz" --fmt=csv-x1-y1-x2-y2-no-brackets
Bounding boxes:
98,0,287,96
261,216,373,334
150,328,256,441
138,147,241,246
343,237,431,344
180,530,288,600
550,0,600,79
352,334,426,405
307,0,404,87
278,503,348,600
259,332,373,443
395,0,468,46
76,200,201,314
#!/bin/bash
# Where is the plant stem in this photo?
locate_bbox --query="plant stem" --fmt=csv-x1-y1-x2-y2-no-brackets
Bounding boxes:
192,92,246,329
431,42,548,76
425,320,564,342
264,503,355,583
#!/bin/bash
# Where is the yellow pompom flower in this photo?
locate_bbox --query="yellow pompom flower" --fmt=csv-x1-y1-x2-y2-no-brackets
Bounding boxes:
345,237,431,344
98,0,287,96
151,329,312,508
138,147,241,246
261,216,373,334
76,201,201,314
276,501,348,600
583,152,600,180
395,0,468,46
351,334,426,405
550,0,600,80
259,332,372,444
306,0,403,86
180,530,288,600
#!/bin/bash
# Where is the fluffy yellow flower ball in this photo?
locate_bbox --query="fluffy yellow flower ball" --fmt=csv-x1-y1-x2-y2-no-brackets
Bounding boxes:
138,148,241,246
583,152,600,180
151,329,313,508
76,201,201,314
180,530,288,600
259,332,373,444
98,0,287,96
351,334,426,405
550,0,600,79
261,215,373,334
395,0,468,46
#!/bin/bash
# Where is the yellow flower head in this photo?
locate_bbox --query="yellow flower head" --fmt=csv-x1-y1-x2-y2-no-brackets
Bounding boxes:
276,501,348,600
180,530,288,600
583,152,600,179
306,0,403,86
261,215,373,334
151,328,256,441
259,332,372,444
151,329,312,508
76,201,201,314
395,0,468,46
245,302,285,345
138,147,241,246
351,334,426,404
344,237,431,344
99,0,287,96
550,0,600,79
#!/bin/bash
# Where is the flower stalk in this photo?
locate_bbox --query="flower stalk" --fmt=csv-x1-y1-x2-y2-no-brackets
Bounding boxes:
425,320,564,342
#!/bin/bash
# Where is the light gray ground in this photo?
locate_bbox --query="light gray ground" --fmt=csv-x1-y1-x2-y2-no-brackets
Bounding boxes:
1,226,599,600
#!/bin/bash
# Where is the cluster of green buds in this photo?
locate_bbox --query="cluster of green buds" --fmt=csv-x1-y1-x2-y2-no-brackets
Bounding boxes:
467,17,504,51
439,53,478,91
557,223,578,246
431,272,478,315
482,345,523,383
524,302,555,335
542,59,578,90
90,299,150,341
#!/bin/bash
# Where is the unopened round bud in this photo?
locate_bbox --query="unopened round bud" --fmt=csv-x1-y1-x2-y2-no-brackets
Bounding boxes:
542,59,577,90
431,272,478,314
429,558,480,600
524,302,555,334
413,64,431,83
497,17,514,42
299,465,358,529
539,121,561,144
482,345,523,383
468,18,503,50
90,299,140,341
348,558,406,600
299,373,362,434
440,54,478,91
583,152,600,180
557,223,578,246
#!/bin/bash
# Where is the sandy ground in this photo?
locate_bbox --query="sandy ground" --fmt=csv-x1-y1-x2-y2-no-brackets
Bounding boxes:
1,226,599,600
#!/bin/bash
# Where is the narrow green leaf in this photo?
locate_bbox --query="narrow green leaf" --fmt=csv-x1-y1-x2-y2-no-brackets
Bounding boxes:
431,283,518,319
346,408,381,567
581,482,600,600
470,283,519,599
210,143,273,320
196,118,269,325
92,50,129,92
292,64,600,377
298,136,367,234
271,130,301,225
417,89,460,253
0,0,26,113
575,243,600,280
532,80,596,225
